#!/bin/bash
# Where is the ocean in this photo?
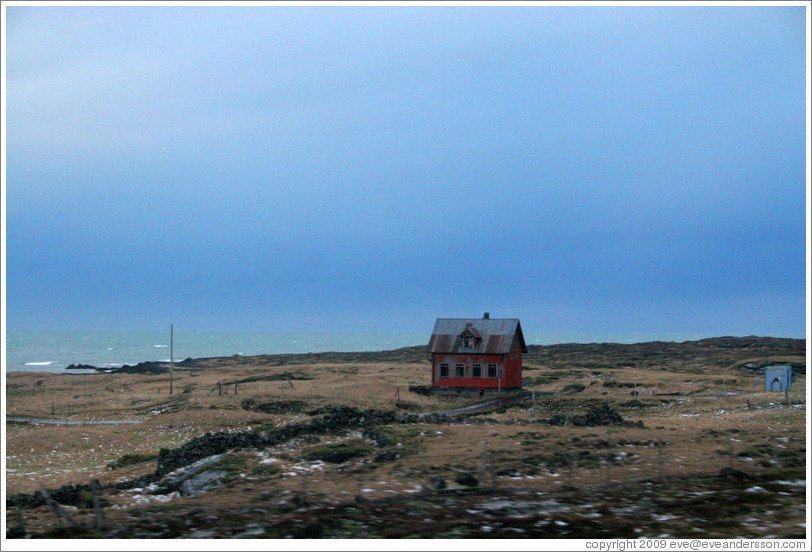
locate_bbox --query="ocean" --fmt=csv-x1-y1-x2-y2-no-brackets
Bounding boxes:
3,329,711,373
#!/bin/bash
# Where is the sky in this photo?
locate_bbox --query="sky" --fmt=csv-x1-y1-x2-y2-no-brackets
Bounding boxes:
3,3,809,337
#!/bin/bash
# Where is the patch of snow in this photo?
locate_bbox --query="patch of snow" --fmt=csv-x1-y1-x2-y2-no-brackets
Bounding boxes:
746,486,766,493
776,479,805,487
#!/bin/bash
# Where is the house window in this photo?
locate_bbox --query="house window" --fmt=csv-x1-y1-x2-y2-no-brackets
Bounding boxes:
487,364,498,378
455,363,465,378
440,364,449,377
462,335,474,349
472,364,482,378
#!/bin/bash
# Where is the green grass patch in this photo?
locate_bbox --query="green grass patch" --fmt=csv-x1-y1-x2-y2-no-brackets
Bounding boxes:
107,453,160,470
6,388,46,398
560,383,586,394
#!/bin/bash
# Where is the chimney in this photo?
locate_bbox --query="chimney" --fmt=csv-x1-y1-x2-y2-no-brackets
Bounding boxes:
483,312,490,319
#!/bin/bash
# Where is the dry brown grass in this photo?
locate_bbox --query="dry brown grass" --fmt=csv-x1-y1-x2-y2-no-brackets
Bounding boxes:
4,353,807,538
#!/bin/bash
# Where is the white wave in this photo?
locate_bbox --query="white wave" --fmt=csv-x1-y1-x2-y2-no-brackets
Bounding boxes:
154,344,168,348
25,361,55,366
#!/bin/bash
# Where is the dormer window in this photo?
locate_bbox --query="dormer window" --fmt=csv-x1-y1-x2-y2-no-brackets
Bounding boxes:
459,328,480,351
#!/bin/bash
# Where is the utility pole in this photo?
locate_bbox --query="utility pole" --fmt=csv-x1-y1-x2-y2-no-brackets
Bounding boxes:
170,324,174,396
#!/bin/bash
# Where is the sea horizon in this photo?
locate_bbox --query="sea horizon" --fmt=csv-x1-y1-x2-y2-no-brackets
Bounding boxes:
4,329,804,374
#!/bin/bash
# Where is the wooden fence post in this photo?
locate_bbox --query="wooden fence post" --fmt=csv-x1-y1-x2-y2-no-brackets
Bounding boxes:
567,450,575,489
489,451,497,490
39,483,83,529
728,440,735,470
355,473,367,503
295,473,308,506
15,505,28,537
657,447,665,483
90,478,105,530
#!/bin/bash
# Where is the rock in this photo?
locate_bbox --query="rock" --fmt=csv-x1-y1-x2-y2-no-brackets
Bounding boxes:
179,469,228,496
154,453,227,495
65,364,99,371
583,404,625,425
429,475,446,490
547,405,643,428
242,400,307,414
6,524,27,539
373,451,401,463
455,472,479,487
716,467,748,479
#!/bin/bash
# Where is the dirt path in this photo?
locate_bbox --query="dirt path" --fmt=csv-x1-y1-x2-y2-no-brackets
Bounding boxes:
6,416,142,426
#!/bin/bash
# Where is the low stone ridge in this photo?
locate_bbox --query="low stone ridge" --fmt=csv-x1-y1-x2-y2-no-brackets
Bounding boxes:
737,362,806,376
547,405,643,428
241,399,308,414
6,482,96,509
154,406,446,477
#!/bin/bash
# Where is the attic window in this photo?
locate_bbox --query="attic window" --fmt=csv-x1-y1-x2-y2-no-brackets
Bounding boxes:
460,329,478,350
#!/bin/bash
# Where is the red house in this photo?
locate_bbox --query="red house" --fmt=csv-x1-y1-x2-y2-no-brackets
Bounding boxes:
428,313,527,393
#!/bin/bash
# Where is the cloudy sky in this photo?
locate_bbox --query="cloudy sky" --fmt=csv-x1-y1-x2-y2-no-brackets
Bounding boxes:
4,4,808,337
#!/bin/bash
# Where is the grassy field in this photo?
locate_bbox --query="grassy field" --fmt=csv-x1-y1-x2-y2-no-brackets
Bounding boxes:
4,338,807,539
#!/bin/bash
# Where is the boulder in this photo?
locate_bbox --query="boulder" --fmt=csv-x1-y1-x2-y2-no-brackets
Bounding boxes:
374,451,401,463
455,472,479,487
179,469,228,496
429,475,446,490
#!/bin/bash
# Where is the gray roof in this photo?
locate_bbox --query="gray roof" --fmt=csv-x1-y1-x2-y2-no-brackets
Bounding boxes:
428,318,527,354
